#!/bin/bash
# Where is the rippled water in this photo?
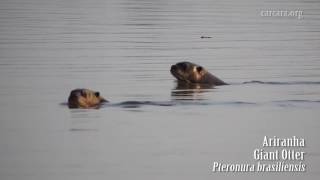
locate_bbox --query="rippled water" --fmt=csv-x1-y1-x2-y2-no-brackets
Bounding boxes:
0,0,320,179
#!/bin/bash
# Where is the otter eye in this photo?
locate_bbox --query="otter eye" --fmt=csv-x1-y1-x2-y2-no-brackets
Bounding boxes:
196,66,203,72
95,92,100,97
80,90,87,98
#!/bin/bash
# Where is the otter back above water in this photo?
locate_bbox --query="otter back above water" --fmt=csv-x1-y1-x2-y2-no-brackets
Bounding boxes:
62,80,320,109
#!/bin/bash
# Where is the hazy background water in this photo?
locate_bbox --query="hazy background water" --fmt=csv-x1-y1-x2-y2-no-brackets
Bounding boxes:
0,0,320,179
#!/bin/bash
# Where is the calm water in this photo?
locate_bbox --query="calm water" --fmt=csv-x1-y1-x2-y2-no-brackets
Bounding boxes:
0,0,320,179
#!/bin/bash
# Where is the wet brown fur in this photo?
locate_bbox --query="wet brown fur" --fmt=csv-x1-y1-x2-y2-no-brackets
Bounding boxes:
170,61,228,86
68,89,107,109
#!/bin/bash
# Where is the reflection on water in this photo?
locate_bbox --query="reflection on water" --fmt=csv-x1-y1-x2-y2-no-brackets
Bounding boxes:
173,81,215,90
171,81,214,100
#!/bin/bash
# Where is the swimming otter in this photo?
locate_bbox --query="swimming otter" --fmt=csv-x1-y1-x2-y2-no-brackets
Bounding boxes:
68,89,108,109
170,61,228,85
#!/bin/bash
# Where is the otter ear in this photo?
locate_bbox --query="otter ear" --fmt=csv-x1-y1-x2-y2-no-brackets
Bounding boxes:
196,66,203,72
94,92,100,97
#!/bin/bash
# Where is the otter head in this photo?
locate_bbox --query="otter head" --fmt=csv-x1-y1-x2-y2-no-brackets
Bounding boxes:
170,61,208,84
68,89,108,109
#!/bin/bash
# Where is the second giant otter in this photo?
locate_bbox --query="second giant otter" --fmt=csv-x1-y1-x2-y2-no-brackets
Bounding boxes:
170,61,228,86
68,88,108,109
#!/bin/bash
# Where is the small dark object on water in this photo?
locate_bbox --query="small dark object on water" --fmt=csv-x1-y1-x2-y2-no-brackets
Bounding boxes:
200,36,212,39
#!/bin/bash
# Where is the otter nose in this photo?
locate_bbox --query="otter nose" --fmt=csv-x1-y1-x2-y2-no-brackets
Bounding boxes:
171,65,177,71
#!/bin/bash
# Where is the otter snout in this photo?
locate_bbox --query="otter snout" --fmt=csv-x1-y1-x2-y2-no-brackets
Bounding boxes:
170,65,177,72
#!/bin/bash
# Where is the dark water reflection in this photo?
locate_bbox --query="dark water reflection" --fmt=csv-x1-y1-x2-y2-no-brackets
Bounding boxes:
171,81,214,100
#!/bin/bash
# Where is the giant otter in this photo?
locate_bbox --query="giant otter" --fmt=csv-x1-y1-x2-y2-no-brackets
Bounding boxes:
68,89,108,109
170,61,228,86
